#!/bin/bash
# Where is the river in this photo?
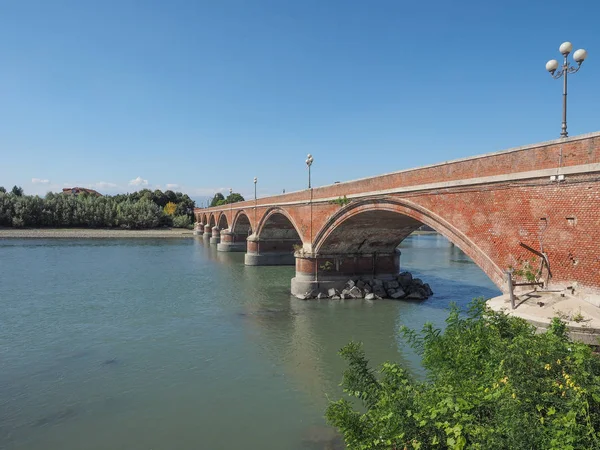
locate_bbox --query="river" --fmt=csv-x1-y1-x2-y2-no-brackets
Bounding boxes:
0,233,500,450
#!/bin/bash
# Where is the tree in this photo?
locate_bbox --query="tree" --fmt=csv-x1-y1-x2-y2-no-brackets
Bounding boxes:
0,186,6,193
226,193,245,203
210,193,225,207
152,189,168,207
11,186,23,196
163,201,177,216
326,299,600,450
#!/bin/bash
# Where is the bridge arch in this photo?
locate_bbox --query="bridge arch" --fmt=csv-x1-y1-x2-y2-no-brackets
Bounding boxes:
256,207,303,241
232,210,252,236
218,213,229,230
208,214,216,228
313,197,504,288
202,213,208,224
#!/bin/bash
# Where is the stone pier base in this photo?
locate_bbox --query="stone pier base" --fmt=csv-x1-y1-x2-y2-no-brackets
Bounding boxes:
291,251,400,298
217,242,247,252
245,252,296,266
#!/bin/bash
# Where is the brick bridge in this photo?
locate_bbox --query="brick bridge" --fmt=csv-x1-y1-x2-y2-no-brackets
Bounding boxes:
194,132,600,299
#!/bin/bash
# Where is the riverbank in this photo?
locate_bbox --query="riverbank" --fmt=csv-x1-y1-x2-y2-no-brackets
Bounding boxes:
0,228,193,239
488,290,600,345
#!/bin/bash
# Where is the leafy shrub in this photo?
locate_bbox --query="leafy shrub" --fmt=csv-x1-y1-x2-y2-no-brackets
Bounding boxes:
326,299,600,450
172,215,191,228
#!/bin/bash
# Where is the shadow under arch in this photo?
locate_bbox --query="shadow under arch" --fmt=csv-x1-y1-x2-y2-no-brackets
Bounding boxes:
313,197,504,290
245,207,303,266
218,213,229,230
208,214,216,228
202,213,208,224
255,207,303,242
232,210,252,236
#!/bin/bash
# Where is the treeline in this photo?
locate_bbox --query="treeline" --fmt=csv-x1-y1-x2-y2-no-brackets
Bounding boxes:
0,187,195,229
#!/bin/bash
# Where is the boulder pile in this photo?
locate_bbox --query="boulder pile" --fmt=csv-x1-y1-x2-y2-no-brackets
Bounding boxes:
304,272,433,300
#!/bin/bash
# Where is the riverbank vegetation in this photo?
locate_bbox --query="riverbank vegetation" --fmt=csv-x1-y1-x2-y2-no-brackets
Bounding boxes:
0,186,195,229
326,299,600,449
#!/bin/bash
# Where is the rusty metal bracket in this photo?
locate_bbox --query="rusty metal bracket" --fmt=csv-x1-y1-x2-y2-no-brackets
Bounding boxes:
519,241,553,281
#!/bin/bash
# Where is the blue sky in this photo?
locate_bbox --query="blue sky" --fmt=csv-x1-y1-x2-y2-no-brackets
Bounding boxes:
1,0,598,205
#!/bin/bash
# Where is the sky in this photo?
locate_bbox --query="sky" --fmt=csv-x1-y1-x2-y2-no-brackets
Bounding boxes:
1,0,598,205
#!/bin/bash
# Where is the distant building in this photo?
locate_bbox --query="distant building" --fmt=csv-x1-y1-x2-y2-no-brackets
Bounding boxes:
62,187,102,197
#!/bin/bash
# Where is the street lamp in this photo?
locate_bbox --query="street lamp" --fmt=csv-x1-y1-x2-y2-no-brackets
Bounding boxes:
253,177,257,234
545,41,588,138
305,154,314,189
229,188,233,228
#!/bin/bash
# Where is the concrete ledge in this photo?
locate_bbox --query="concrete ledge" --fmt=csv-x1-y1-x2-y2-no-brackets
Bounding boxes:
244,252,295,266
202,233,211,240
217,242,247,252
209,237,220,245
487,292,600,345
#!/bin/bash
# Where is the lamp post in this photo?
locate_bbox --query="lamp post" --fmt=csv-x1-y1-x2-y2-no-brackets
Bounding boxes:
229,188,233,228
253,177,257,234
305,154,314,189
546,41,588,138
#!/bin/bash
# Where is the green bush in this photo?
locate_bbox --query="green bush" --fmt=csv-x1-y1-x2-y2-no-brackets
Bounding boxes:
326,299,600,450
172,215,191,228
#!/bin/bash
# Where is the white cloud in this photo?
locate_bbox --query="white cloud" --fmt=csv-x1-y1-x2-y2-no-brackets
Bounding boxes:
129,176,148,186
32,178,50,184
166,183,180,190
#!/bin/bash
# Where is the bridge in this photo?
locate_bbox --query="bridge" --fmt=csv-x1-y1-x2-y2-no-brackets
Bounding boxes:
194,132,600,301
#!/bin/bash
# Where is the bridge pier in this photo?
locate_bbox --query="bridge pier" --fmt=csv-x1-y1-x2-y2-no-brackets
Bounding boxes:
209,226,220,245
291,250,401,298
217,230,248,252
244,236,297,266
202,224,212,240
193,222,204,236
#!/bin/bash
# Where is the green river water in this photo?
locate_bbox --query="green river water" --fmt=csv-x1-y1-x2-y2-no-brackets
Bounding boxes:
0,234,500,450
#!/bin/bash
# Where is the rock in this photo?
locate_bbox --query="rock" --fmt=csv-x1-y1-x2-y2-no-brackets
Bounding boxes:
341,289,350,296
331,295,341,300
348,286,364,299
390,289,406,299
384,280,400,289
387,288,396,295
364,284,372,293
372,279,384,287
423,283,433,296
317,292,326,299
373,286,387,298
364,293,376,300
328,288,339,297
356,280,365,289
397,272,413,284
345,279,356,289
405,288,428,300
340,293,350,300
412,278,424,287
